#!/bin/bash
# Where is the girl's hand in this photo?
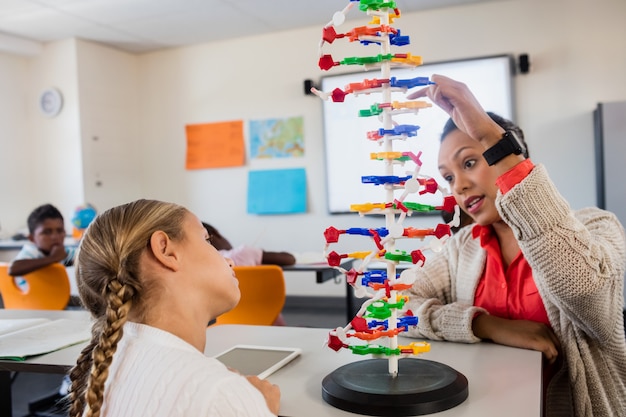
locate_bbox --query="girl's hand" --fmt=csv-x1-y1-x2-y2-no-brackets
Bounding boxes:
472,314,561,364
246,375,281,415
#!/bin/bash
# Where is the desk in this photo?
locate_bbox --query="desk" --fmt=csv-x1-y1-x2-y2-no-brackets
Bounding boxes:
0,238,79,262
283,259,355,321
282,259,353,284
0,312,541,417
205,325,541,417
0,309,90,417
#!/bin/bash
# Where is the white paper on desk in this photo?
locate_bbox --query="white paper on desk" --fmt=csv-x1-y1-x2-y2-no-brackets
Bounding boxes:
0,318,91,360
0,318,50,336
293,251,327,264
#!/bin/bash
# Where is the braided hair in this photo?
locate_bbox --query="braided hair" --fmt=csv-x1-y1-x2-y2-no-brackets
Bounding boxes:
68,199,187,417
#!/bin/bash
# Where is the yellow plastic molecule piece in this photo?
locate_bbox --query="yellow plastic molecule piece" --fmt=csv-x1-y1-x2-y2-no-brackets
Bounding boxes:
347,251,374,259
391,101,432,110
391,53,422,66
370,152,403,160
350,202,386,212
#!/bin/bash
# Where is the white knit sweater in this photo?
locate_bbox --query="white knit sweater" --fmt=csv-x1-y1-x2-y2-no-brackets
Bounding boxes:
404,164,626,417
98,322,276,417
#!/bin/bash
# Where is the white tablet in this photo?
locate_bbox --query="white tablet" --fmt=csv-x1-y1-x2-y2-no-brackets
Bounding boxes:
213,344,302,379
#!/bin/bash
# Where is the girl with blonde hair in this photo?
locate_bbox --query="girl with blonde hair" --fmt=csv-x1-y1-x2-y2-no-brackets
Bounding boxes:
68,199,280,417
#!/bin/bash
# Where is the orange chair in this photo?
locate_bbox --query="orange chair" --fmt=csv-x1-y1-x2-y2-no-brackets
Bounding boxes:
0,262,70,310
215,265,286,325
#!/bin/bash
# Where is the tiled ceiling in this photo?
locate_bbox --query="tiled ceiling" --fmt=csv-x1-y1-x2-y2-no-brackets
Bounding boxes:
0,0,503,55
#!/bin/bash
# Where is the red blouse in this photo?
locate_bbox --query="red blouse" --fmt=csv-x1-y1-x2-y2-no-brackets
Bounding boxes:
472,159,550,327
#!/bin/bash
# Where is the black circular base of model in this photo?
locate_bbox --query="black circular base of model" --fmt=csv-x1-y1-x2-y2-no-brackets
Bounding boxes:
322,358,468,416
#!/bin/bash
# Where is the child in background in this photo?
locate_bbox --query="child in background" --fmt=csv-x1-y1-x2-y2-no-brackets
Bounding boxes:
8,203,76,291
69,199,280,417
203,222,294,326
203,223,296,267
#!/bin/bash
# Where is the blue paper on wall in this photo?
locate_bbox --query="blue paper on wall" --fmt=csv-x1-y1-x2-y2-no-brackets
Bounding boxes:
247,168,307,214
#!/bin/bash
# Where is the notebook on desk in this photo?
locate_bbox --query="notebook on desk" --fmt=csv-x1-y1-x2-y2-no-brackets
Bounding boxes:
0,318,90,361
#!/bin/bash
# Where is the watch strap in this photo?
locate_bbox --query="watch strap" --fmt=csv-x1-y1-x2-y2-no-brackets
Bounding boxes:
482,131,521,166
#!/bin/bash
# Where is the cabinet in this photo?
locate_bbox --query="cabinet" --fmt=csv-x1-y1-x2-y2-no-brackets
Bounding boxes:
594,101,626,303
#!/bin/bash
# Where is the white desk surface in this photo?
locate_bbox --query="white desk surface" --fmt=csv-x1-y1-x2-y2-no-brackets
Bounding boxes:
0,312,541,417
206,325,541,417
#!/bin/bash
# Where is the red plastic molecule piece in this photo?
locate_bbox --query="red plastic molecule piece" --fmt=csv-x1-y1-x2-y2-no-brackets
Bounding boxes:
367,130,383,140
411,249,426,265
322,26,342,44
330,88,347,102
351,316,369,332
384,280,391,298
393,199,408,213
433,223,451,239
328,334,347,351
369,229,384,251
345,268,360,285
327,251,347,267
436,195,457,213
418,177,439,195
324,226,343,243
319,54,339,71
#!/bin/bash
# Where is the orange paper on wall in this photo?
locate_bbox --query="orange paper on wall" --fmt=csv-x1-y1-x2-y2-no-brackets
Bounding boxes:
185,120,245,169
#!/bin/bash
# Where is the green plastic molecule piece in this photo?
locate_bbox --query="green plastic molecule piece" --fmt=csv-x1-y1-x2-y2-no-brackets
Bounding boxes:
359,104,383,117
401,202,437,212
349,344,401,356
359,0,397,12
341,54,394,66
365,301,392,319
384,250,413,262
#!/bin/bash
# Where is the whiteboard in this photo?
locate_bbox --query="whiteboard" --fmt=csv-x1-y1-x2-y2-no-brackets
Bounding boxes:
321,55,515,214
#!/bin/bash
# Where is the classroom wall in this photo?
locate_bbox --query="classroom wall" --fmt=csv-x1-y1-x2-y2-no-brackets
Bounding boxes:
0,39,84,238
135,0,626,294
75,40,143,212
0,0,625,296
0,52,32,237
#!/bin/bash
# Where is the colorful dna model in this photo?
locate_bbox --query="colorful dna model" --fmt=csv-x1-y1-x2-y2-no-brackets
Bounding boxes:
314,0,461,377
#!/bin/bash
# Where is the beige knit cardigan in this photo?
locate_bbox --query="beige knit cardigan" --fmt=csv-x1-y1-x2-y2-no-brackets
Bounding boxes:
404,164,626,417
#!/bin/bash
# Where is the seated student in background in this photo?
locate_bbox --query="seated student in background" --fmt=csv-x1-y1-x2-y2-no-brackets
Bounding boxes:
203,222,296,266
203,222,294,326
403,75,626,416
8,203,76,287
68,199,280,417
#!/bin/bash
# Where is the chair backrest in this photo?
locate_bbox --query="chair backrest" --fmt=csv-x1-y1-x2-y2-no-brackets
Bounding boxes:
215,265,286,325
0,262,70,310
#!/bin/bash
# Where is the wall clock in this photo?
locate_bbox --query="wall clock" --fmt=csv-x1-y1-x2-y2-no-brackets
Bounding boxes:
39,88,63,117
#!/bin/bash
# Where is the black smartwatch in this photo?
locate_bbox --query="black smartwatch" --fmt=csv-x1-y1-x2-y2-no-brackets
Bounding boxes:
482,130,526,166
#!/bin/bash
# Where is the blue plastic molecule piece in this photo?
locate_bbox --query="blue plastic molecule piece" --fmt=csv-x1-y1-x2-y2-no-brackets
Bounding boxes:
368,320,389,329
389,76,432,88
398,316,419,328
345,227,374,237
361,270,388,286
345,227,389,237
393,124,420,135
377,124,420,137
361,175,412,185
390,30,410,46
